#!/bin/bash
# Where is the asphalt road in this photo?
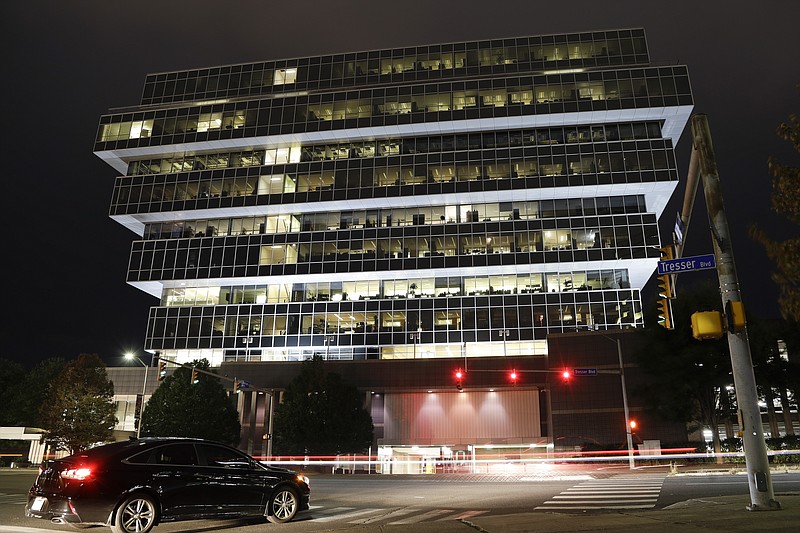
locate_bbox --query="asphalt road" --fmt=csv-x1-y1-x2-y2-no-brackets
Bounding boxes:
2,467,799,532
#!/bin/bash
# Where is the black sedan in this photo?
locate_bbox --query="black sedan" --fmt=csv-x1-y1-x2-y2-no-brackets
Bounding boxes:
25,437,310,533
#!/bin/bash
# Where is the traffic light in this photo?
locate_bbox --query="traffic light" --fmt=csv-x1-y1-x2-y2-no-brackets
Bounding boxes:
656,246,674,330
691,311,724,340
657,246,674,299
508,369,518,385
629,419,638,430
561,369,572,382
157,361,167,382
657,298,673,330
454,369,464,391
657,273,673,300
191,368,199,384
233,379,241,393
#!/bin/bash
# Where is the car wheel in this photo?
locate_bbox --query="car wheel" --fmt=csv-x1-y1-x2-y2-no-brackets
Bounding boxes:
266,486,299,524
110,493,157,533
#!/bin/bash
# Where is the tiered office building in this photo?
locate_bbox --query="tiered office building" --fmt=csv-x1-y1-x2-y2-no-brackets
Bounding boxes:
97,28,692,457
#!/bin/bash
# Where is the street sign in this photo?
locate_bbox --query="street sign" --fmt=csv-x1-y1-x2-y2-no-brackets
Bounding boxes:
657,254,716,275
573,368,598,376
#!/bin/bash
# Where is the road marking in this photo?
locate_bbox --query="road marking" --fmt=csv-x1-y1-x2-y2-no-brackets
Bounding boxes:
0,492,28,505
535,475,666,511
389,509,453,524
3,526,65,533
353,507,416,524
311,506,488,524
312,507,385,522
438,510,488,521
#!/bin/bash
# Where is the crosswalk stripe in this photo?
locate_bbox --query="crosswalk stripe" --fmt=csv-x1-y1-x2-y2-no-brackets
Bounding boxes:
439,510,487,521
535,475,665,511
563,490,661,494
536,504,656,510
389,509,454,524
311,506,489,524
553,495,658,500
352,507,416,524
312,507,384,522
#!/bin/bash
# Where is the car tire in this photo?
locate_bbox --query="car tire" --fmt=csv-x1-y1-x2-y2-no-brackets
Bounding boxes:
110,493,157,533
266,486,299,524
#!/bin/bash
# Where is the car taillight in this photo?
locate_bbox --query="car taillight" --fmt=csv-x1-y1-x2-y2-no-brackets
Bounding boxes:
61,467,92,481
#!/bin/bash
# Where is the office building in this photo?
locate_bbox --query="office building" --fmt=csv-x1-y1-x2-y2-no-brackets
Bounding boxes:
96,28,692,461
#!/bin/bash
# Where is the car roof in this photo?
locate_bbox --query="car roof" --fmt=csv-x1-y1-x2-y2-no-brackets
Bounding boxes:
60,438,232,462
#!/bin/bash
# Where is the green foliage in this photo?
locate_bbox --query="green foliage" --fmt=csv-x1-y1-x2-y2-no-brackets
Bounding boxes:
140,359,240,446
39,354,117,454
273,355,373,456
0,358,67,428
0,359,27,426
752,93,800,320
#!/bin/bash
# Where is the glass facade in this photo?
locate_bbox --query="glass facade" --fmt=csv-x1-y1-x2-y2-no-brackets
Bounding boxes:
96,29,691,367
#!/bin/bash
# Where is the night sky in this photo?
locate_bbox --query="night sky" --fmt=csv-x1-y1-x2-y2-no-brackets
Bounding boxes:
5,1,799,367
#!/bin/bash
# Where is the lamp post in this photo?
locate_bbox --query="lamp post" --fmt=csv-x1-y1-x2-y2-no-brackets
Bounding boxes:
125,352,153,439
324,335,336,360
499,329,510,356
410,328,421,358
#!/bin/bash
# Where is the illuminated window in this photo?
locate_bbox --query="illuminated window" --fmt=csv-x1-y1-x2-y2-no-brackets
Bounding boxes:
273,68,297,85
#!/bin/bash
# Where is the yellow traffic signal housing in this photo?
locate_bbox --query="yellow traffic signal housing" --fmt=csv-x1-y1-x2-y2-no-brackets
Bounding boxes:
726,300,746,332
157,361,167,382
657,274,673,299
657,298,673,330
657,246,675,300
691,311,724,340
191,368,199,384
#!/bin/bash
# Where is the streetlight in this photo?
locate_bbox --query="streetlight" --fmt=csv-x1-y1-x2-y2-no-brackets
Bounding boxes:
409,327,422,358
125,352,153,439
498,329,510,356
324,335,336,360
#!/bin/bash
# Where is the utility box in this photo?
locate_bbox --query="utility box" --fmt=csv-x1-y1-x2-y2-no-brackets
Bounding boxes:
691,311,724,340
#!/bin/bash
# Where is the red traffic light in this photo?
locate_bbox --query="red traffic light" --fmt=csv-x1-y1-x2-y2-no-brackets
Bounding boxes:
509,369,518,383
629,420,638,430
454,369,464,391
561,369,572,381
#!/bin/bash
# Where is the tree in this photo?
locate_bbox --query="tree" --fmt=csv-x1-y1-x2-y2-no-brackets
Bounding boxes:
752,94,800,320
0,359,27,426
140,359,240,446
39,354,117,454
272,355,373,456
637,279,733,459
0,358,66,428
749,318,800,437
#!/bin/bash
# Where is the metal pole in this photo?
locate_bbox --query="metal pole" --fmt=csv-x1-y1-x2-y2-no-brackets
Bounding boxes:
616,339,635,470
692,114,780,511
266,391,275,459
137,362,148,439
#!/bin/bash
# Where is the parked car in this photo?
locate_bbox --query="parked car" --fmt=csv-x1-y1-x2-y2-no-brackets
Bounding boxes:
25,437,310,533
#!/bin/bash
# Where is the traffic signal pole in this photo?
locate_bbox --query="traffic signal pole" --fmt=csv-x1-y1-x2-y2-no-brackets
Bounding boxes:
691,114,780,511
